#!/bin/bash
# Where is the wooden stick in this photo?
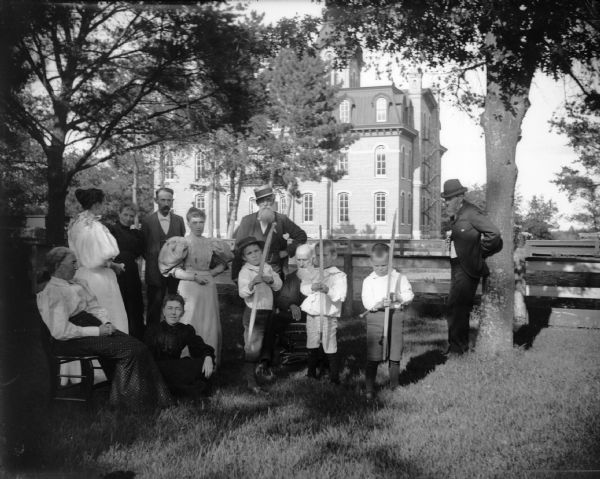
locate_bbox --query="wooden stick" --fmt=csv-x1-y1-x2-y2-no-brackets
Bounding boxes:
247,222,277,347
318,225,325,347
382,210,397,361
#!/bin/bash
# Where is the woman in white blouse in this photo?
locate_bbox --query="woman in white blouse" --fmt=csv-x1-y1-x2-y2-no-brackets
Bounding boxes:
68,188,128,333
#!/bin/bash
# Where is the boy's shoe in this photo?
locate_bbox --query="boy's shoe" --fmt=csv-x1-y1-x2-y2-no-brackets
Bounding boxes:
365,391,375,402
255,363,275,382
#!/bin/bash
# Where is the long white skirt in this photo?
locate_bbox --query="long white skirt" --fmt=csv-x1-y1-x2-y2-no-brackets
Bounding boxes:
178,278,221,367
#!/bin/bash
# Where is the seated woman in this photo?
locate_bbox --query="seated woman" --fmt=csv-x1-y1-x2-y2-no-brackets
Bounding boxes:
144,294,215,399
36,247,172,409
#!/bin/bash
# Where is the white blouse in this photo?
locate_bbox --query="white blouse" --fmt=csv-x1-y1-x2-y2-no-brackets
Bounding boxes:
300,266,347,317
37,277,109,340
68,211,119,268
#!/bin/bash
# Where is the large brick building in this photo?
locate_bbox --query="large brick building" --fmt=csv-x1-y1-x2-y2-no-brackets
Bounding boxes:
157,54,445,240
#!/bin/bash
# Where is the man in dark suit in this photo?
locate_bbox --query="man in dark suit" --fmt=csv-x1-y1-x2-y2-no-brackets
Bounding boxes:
142,187,186,326
442,179,503,355
231,185,307,282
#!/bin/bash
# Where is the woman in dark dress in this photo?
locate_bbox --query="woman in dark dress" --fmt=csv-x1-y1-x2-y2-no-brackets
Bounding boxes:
144,293,215,398
108,204,145,339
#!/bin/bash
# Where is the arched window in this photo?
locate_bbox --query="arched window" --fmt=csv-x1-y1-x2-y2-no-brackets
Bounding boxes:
195,153,205,181
374,192,386,223
408,194,413,225
375,146,386,177
164,153,175,180
249,197,257,214
338,152,348,175
400,192,406,224
376,97,387,122
338,192,349,223
195,193,205,211
339,100,350,123
302,193,314,223
279,194,287,214
408,147,413,179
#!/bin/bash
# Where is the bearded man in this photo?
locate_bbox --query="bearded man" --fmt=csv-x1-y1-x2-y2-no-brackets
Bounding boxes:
231,185,307,282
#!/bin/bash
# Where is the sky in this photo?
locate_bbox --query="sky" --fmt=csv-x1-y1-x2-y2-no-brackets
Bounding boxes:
246,0,582,229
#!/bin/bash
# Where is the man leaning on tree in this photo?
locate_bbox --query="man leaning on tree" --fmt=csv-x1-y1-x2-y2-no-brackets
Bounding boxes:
442,179,503,355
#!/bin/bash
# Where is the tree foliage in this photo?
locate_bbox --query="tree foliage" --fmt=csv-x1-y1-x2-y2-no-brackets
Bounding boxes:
0,1,269,243
552,91,600,230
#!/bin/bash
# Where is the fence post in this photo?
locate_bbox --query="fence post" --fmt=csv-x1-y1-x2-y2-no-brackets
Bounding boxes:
343,239,354,318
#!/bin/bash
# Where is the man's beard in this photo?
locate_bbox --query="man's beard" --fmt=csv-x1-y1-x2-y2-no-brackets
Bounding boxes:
160,206,171,216
297,265,317,283
257,207,275,224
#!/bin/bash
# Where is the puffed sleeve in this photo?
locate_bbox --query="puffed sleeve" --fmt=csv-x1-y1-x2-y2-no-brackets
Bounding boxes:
210,239,234,264
68,218,119,268
36,287,100,340
159,236,189,276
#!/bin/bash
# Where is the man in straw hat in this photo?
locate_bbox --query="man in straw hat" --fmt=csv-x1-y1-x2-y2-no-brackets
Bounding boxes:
232,185,307,282
441,179,503,355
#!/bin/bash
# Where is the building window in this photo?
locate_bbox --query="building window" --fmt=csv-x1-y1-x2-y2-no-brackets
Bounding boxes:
421,196,426,226
338,152,348,175
338,192,349,223
339,100,350,123
376,97,387,122
164,153,175,180
401,146,406,179
303,193,314,223
279,194,287,214
408,194,413,225
374,192,386,223
195,153,206,181
194,193,205,210
400,192,406,224
408,147,413,179
375,146,386,177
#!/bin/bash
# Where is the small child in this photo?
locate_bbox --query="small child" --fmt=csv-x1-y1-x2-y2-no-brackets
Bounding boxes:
361,243,414,400
237,236,283,393
300,240,347,384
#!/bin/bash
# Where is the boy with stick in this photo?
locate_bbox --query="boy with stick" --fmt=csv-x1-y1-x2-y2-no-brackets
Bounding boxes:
237,236,282,393
361,243,414,400
300,239,347,384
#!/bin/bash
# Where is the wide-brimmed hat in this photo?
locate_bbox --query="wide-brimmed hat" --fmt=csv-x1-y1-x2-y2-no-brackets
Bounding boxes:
254,185,274,201
441,179,468,199
236,236,265,256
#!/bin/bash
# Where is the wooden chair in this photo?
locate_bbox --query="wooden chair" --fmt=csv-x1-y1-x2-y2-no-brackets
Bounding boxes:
53,355,106,403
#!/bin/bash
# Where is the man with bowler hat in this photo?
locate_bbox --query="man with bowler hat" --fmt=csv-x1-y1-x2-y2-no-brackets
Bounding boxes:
232,185,307,282
442,179,503,355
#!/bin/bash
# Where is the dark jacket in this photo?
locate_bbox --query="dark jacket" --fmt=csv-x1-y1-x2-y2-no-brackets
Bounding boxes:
275,271,307,322
144,321,215,362
141,211,186,287
231,212,307,280
451,200,503,278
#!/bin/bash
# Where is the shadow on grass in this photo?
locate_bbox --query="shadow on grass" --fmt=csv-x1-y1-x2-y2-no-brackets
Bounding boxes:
398,349,447,386
514,304,551,349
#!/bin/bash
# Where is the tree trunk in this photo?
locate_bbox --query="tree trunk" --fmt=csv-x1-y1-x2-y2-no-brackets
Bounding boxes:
477,78,530,354
227,169,244,238
46,148,68,246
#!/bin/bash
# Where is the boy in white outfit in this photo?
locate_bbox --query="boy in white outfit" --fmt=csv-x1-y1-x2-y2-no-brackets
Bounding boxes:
361,243,414,400
300,240,347,384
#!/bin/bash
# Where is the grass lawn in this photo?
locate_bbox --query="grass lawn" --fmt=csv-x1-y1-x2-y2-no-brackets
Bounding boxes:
7,300,600,479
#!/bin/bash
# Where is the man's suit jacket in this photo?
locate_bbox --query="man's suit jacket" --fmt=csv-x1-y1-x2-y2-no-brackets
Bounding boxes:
451,200,502,279
141,211,186,287
231,212,307,280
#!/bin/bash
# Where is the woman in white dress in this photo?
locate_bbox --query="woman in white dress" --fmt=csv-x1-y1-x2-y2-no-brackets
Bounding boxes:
67,188,129,334
160,207,233,367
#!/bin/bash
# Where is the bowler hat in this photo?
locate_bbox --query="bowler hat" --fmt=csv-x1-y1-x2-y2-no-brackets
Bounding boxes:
254,185,274,201
441,179,468,199
236,236,265,256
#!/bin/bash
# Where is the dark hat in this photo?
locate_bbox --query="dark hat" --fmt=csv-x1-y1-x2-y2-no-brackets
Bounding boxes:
236,236,264,256
441,179,467,199
254,185,274,201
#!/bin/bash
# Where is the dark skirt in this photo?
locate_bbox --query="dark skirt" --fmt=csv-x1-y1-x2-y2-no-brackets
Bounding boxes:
366,310,404,362
53,330,173,409
156,358,211,397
